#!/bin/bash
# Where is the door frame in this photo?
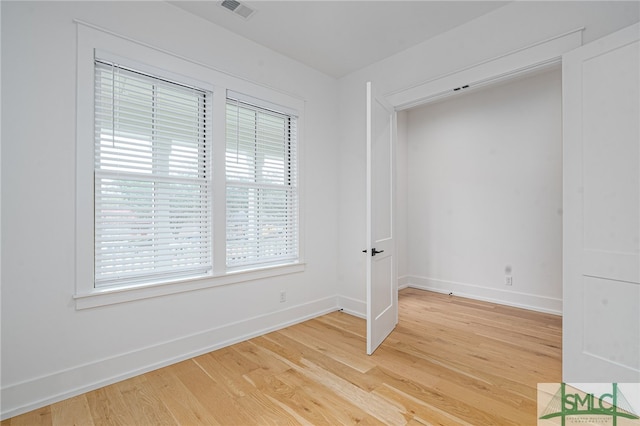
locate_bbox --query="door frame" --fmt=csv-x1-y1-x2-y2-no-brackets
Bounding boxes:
378,28,583,354
386,28,583,111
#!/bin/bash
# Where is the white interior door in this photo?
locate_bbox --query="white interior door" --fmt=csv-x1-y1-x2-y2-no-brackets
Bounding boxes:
366,81,397,355
563,23,640,382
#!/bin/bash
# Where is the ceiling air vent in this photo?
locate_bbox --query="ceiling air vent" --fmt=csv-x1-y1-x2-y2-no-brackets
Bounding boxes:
220,0,256,19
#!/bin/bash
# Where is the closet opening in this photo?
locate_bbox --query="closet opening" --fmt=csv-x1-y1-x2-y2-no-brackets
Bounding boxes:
396,64,563,315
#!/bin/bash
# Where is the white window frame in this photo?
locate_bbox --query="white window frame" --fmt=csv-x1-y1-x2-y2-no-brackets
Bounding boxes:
75,22,305,309
93,56,214,289
225,92,299,271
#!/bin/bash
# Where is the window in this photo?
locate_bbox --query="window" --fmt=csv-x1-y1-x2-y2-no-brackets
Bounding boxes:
75,25,304,308
94,59,212,288
225,97,298,269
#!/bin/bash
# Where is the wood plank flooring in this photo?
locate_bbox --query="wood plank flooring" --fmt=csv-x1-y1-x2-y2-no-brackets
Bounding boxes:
2,289,562,425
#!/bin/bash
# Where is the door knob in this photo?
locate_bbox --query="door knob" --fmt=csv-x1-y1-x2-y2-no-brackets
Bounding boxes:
371,248,384,256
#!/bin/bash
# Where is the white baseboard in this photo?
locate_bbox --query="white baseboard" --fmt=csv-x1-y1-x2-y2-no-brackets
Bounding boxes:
1,296,339,420
2,281,561,419
398,275,410,290
337,295,366,318
336,279,414,317
405,275,562,316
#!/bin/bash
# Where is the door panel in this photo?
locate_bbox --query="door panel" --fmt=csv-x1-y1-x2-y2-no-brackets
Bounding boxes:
582,41,639,258
372,254,393,319
373,96,393,242
563,23,640,382
583,277,640,372
366,81,397,355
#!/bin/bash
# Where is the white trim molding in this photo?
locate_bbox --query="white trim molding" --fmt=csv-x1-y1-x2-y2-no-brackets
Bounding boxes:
397,275,411,290
337,295,366,319
386,27,584,110
404,276,562,316
1,296,338,420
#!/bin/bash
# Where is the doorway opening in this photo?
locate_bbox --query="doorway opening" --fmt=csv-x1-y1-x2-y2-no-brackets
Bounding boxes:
396,65,563,315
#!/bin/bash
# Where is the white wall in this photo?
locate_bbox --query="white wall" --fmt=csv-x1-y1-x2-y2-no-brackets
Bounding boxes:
405,67,563,313
1,1,339,418
337,1,640,317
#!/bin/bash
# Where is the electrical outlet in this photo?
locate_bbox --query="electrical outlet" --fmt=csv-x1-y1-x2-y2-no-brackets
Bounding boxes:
505,276,513,286
280,290,287,303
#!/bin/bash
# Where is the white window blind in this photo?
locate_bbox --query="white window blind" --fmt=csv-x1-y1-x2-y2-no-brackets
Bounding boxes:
226,97,298,269
94,59,212,288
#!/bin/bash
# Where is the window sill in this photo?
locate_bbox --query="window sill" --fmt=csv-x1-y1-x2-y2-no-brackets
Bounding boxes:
74,262,305,310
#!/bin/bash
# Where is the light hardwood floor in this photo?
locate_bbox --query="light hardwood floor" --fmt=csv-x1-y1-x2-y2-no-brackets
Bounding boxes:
2,289,562,425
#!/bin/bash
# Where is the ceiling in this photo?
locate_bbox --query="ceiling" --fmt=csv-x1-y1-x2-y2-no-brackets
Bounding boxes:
169,1,511,78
